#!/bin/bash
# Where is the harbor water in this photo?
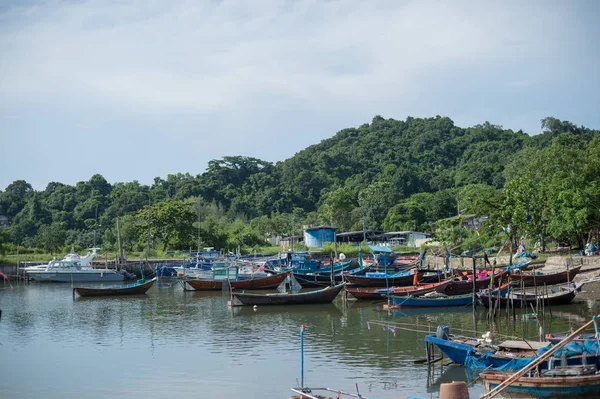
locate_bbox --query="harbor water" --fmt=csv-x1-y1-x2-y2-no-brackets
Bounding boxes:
0,280,598,399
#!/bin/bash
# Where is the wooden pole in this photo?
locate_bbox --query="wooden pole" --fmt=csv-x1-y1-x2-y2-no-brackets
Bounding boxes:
481,315,600,399
472,256,477,313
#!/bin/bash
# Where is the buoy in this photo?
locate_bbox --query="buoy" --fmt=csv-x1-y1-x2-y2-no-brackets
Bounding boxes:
439,381,469,399
253,305,258,311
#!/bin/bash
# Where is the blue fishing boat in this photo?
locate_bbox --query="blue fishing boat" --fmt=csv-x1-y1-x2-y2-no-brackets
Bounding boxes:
388,292,474,308
425,333,600,371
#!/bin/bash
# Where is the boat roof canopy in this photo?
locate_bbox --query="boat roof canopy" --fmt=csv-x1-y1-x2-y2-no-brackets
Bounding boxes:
368,244,393,253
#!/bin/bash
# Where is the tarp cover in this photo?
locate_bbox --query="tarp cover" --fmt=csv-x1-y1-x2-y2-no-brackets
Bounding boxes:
367,245,393,253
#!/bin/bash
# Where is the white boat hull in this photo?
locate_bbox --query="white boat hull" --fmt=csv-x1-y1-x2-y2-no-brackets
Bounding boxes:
27,270,126,282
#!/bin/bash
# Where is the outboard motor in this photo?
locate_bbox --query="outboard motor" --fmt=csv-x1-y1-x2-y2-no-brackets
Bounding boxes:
436,324,449,340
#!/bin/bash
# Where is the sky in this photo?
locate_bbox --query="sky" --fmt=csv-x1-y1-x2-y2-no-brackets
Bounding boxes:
1,0,599,191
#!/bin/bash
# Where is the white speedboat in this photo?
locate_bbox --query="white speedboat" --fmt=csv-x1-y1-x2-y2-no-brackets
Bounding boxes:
25,249,130,282
21,248,99,273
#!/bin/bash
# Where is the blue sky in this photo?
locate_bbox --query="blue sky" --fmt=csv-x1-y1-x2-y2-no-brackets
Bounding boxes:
1,0,599,191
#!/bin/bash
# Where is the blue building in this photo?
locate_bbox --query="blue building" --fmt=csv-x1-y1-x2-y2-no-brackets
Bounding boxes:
303,225,337,248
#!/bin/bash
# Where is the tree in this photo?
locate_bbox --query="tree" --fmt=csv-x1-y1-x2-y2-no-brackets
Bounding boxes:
0,180,33,217
135,201,196,251
36,223,67,254
358,181,399,230
317,187,358,231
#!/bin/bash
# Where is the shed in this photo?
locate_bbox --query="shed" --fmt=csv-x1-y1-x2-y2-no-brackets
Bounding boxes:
303,226,337,248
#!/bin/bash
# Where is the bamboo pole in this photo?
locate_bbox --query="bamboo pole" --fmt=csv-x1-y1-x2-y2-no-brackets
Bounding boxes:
481,315,600,399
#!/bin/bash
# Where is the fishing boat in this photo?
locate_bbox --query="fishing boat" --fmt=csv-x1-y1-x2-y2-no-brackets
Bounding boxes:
545,333,597,344
424,332,600,371
290,387,374,399
510,266,582,287
184,271,288,291
73,277,157,297
386,292,474,308
290,261,358,288
480,366,600,398
445,269,506,295
229,283,345,306
345,279,452,301
344,269,441,287
477,284,580,308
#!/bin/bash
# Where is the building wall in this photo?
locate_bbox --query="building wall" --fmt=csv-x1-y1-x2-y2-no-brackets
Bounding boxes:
304,229,335,248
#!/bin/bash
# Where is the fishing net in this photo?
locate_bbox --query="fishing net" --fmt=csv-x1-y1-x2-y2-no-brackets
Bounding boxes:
277,273,302,293
221,278,231,294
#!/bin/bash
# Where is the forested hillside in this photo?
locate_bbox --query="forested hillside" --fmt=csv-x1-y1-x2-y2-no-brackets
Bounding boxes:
1,116,598,255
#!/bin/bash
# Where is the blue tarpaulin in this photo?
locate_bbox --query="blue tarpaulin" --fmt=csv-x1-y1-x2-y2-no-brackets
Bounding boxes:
367,245,393,253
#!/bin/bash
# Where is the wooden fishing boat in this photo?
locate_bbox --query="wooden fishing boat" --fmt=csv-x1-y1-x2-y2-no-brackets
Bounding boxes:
293,272,345,288
72,277,157,297
478,285,579,308
510,266,582,287
344,270,441,288
290,387,374,398
346,279,452,301
184,272,288,291
292,264,367,287
445,270,506,295
229,283,346,306
480,366,600,398
424,333,600,372
545,333,597,344
386,292,474,308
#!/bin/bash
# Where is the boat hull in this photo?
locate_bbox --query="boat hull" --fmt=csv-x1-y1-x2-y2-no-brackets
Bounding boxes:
445,271,506,295
425,334,600,371
184,272,288,291
293,272,346,288
231,283,345,306
424,335,476,364
73,278,157,297
389,293,474,308
346,280,452,300
481,370,600,398
478,289,577,308
27,270,126,282
511,266,582,287
345,272,425,287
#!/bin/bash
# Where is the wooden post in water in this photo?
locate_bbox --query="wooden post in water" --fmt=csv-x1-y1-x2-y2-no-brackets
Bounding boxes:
472,256,477,313
330,253,334,287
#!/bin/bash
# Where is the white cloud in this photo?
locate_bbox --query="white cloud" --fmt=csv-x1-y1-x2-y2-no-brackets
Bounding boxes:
0,0,598,189
0,0,572,113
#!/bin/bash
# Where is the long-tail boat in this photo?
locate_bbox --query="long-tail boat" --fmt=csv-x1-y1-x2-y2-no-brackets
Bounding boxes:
445,270,506,295
510,266,582,287
292,263,366,288
72,277,157,297
346,279,452,300
387,292,475,308
184,272,288,291
477,284,580,308
229,283,345,306
344,270,442,287
480,366,600,398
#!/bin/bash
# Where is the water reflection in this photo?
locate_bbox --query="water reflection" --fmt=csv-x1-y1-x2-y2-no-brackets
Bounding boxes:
0,282,595,399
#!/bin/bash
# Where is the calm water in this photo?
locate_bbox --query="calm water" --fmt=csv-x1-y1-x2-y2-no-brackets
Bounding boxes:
1,280,598,399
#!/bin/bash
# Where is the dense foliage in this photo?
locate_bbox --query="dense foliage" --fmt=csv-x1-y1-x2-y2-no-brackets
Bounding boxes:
1,116,598,256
